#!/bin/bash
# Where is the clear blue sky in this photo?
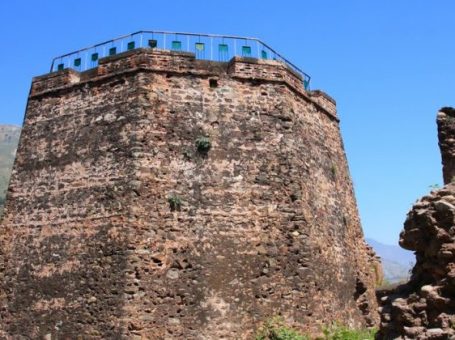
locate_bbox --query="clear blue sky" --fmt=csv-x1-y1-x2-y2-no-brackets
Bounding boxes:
1,1,452,245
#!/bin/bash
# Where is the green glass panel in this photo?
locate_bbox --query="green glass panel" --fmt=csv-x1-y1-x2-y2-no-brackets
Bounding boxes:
242,46,251,56
74,58,81,67
261,50,268,59
127,41,135,50
109,47,117,56
57,63,64,71
172,40,182,50
195,42,205,51
91,53,99,61
148,39,157,48
218,44,228,53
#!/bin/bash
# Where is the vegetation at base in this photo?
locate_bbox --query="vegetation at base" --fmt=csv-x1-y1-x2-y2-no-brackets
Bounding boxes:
255,317,376,340
321,324,376,340
255,318,310,340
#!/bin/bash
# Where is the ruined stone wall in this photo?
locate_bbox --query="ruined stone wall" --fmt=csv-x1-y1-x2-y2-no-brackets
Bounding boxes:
438,107,455,185
377,108,455,339
0,49,379,339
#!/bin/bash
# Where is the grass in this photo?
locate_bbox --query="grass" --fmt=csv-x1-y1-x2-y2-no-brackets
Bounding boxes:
255,318,310,340
255,318,376,340
321,324,376,340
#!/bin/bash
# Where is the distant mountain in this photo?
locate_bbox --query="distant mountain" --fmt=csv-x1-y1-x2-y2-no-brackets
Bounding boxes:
366,238,415,284
0,125,21,216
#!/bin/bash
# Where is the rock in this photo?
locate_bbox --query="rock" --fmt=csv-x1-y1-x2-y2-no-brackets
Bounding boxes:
256,245,267,255
128,321,143,331
404,326,425,337
426,328,444,338
166,269,179,280
168,317,180,325
229,278,239,285
420,285,436,298
434,200,455,212
129,180,142,191
87,296,97,304
103,113,116,123
297,266,310,278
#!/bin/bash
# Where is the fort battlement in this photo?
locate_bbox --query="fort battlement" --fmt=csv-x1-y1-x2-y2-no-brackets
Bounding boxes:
32,48,337,119
1,32,378,339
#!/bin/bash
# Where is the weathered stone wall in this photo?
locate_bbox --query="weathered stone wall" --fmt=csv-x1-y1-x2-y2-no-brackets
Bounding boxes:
0,49,379,338
377,107,455,339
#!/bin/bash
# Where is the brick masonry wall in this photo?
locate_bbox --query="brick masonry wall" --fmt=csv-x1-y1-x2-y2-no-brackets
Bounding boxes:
0,49,380,339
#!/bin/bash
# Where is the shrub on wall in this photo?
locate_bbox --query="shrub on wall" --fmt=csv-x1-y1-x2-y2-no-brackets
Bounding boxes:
167,194,182,211
195,136,211,154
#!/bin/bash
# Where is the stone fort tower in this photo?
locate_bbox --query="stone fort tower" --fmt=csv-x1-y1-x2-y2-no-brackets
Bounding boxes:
0,31,380,338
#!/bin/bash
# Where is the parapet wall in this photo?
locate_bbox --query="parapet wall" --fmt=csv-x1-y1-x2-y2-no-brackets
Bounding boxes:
1,49,377,339
31,49,337,119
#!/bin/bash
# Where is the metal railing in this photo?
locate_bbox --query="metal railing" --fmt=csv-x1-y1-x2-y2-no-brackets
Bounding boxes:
50,30,311,89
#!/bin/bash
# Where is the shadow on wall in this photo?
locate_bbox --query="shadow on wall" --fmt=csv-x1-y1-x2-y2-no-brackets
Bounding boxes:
1,223,128,338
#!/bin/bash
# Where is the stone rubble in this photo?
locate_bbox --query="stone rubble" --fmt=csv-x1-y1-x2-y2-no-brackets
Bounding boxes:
378,108,455,339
